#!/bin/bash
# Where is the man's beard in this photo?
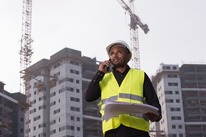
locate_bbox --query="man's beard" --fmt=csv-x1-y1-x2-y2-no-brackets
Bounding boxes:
113,62,127,68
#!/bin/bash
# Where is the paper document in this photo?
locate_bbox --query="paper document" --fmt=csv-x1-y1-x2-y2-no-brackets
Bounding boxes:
104,101,159,121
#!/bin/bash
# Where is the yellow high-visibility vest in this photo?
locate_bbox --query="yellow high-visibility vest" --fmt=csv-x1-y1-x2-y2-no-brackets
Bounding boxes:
99,69,149,135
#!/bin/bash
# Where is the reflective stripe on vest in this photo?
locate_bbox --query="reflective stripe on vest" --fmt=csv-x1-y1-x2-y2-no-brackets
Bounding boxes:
99,69,149,135
98,93,146,111
100,93,149,121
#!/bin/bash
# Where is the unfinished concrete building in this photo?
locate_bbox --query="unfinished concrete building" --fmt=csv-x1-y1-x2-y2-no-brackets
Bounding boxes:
0,81,26,137
23,47,102,137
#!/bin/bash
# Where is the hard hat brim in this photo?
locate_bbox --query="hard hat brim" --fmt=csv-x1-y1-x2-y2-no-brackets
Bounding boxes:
106,40,132,56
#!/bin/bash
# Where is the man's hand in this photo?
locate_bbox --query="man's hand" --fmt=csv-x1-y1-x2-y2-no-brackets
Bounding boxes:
98,60,111,73
145,112,162,122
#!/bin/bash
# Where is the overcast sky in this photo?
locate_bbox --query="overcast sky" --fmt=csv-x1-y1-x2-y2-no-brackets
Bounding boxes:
1,0,206,92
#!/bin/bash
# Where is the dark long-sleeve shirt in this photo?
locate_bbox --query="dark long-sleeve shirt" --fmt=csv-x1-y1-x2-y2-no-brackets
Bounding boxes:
85,65,161,136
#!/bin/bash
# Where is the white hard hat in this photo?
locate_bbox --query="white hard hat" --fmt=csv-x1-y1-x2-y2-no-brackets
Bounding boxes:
106,40,132,59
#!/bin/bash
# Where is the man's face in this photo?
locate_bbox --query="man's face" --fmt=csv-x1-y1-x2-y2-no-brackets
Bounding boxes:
108,45,130,67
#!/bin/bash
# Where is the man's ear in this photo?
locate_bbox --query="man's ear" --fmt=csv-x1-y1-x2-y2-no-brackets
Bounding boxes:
126,53,132,62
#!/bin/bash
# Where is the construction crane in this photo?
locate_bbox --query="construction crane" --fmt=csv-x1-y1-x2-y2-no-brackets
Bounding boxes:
117,0,149,69
19,0,33,136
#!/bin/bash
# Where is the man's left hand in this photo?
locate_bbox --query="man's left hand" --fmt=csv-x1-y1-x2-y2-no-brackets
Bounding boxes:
145,112,161,122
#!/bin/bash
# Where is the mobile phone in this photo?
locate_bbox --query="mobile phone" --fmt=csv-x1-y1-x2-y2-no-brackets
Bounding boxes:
105,59,113,72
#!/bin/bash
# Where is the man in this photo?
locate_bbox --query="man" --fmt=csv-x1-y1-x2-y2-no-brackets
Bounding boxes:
85,40,162,137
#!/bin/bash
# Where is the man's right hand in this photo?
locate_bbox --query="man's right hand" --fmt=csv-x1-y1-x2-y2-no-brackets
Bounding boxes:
99,60,111,73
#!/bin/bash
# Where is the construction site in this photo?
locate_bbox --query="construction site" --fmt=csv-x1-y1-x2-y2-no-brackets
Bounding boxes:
1,0,206,137
18,0,152,136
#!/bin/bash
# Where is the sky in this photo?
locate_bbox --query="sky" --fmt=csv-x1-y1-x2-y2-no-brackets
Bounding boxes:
0,0,206,93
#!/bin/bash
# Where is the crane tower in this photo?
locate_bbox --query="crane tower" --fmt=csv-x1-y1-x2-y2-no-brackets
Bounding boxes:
20,0,33,92
117,0,149,69
19,0,33,136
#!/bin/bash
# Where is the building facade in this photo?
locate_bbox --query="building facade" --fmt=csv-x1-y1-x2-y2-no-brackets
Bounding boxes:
151,63,185,137
180,64,206,137
25,48,102,137
0,81,26,137
151,63,206,137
